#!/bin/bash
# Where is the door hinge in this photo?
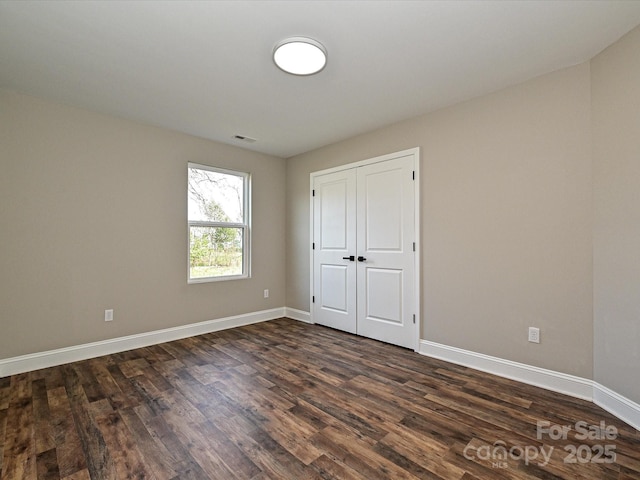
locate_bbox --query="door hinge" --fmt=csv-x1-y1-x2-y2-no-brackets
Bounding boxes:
412,170,415,180
413,314,416,324
312,242,315,250
312,296,315,303
312,189,315,196
413,242,416,252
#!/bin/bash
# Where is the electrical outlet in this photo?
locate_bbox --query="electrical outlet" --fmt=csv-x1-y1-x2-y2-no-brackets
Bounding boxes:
528,326,540,343
104,309,114,322
264,289,269,298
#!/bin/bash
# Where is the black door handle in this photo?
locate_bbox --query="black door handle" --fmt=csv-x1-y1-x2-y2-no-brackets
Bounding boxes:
342,256,355,261
357,256,366,262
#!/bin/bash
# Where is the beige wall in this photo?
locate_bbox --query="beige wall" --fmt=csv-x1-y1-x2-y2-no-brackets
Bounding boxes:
0,90,286,359
592,26,640,403
287,63,594,378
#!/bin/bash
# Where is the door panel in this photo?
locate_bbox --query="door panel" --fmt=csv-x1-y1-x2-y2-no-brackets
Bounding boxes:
320,264,348,312
357,155,415,348
365,268,403,324
363,168,403,251
320,181,349,249
313,169,357,333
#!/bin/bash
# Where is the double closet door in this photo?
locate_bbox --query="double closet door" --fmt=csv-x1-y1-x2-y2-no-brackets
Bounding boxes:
312,150,418,349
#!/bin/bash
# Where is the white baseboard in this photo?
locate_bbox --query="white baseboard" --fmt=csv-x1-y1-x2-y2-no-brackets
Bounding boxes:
285,307,312,323
0,307,286,378
419,340,640,430
593,382,640,431
419,340,594,400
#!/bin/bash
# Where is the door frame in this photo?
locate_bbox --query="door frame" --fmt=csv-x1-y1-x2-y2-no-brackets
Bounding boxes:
309,147,421,351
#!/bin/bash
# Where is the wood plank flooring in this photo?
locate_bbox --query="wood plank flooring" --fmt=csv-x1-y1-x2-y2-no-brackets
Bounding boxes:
1,318,639,479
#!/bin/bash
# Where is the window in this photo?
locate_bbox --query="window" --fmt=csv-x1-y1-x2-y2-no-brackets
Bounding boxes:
188,163,250,282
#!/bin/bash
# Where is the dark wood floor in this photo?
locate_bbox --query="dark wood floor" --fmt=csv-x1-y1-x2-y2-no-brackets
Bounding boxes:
1,318,639,480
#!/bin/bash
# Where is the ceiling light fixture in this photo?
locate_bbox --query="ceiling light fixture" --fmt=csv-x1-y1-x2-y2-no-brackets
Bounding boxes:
273,37,327,76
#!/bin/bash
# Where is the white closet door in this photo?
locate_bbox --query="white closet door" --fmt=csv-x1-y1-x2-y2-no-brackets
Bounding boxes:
312,151,417,349
356,155,415,349
312,169,357,333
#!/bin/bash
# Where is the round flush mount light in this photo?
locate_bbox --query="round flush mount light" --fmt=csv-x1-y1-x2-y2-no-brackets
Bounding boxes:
273,37,327,76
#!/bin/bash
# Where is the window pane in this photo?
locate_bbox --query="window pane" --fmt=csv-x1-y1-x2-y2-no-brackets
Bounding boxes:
188,168,244,223
189,226,243,278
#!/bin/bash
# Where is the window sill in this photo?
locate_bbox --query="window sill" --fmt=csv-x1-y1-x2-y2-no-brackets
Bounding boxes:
188,274,249,284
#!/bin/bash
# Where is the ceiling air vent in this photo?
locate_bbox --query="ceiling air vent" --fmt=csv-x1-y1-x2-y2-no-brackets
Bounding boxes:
233,134,257,143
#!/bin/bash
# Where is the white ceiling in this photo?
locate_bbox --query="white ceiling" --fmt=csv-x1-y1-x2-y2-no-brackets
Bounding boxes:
2,1,640,158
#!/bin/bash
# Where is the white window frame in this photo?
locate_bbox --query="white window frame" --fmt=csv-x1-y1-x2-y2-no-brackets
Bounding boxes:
187,162,251,283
